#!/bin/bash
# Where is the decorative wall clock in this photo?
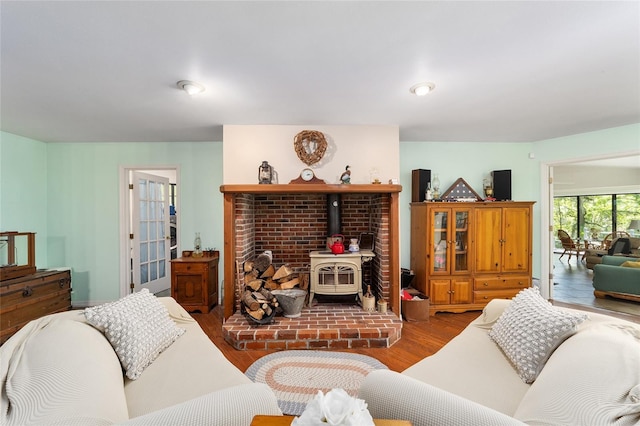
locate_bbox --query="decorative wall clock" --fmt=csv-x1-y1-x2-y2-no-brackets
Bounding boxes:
294,130,327,166
441,177,483,201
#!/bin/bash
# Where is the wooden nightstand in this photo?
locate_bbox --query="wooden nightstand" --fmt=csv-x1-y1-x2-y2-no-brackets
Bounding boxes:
170,252,218,313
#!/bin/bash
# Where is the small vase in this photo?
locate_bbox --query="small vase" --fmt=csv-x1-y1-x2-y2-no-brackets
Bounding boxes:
349,238,360,252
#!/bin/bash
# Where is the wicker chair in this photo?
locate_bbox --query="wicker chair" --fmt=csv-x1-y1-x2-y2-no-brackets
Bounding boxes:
557,229,585,262
602,231,631,250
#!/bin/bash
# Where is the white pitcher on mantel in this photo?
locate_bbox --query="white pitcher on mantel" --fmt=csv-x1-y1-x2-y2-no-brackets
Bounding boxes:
349,238,359,252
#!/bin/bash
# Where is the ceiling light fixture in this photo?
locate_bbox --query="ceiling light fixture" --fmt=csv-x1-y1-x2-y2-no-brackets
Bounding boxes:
410,82,435,96
177,80,205,96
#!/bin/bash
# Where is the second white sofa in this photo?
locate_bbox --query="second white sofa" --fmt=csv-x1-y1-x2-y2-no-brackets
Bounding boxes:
359,292,640,425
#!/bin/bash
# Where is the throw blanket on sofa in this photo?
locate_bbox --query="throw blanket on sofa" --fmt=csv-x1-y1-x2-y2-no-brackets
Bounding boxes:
1,311,130,425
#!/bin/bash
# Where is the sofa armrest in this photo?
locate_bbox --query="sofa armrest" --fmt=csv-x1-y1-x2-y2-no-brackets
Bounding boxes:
358,370,525,425
601,255,638,266
593,263,640,294
118,383,282,426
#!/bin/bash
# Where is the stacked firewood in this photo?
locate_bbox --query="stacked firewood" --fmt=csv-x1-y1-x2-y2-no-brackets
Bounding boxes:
240,252,309,320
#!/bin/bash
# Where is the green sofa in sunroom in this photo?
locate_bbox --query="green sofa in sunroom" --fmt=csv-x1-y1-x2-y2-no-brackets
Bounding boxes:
592,255,640,302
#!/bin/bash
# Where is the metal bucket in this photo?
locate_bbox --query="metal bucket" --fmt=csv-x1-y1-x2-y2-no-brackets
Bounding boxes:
272,289,307,318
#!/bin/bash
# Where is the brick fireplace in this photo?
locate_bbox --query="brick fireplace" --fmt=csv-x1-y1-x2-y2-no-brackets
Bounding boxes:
219,184,402,348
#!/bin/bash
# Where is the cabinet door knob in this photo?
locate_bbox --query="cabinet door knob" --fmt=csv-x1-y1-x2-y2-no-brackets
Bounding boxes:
22,286,33,297
483,282,488,286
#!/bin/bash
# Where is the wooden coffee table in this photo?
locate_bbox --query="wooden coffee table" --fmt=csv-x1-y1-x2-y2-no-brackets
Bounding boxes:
251,415,411,425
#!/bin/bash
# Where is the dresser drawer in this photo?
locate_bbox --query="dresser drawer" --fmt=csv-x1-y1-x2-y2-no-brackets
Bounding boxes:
473,289,522,304
1,270,72,344
474,276,530,290
173,262,208,274
1,271,71,307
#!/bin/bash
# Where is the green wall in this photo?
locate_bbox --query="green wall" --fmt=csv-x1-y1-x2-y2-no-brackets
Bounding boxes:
1,132,223,305
1,124,637,306
45,141,224,304
535,123,640,163
0,132,49,265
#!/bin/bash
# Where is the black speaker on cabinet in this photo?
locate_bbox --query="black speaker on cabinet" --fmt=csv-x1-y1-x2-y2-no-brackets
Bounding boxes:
411,169,431,202
492,170,512,201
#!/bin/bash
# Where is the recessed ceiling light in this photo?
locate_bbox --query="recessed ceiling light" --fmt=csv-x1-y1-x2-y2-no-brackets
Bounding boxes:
410,82,435,96
177,80,205,96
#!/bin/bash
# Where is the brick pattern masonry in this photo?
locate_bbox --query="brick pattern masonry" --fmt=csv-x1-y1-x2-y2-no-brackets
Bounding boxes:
223,303,403,350
233,193,392,310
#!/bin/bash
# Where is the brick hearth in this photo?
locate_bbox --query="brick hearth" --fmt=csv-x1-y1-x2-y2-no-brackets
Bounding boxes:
222,303,403,350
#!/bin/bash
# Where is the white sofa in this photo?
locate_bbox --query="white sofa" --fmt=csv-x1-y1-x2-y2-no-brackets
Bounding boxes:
1,297,282,425
359,296,640,426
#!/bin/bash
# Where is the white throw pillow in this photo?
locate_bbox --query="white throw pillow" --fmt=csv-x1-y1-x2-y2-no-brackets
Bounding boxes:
488,287,587,383
85,288,185,380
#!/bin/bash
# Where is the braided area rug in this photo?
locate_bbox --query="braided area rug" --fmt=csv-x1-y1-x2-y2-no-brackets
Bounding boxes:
245,350,388,416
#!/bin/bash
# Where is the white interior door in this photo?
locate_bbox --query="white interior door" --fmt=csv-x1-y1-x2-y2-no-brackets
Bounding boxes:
130,171,171,294
547,165,555,299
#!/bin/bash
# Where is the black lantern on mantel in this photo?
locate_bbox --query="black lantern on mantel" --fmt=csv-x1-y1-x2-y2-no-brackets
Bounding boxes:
258,161,273,184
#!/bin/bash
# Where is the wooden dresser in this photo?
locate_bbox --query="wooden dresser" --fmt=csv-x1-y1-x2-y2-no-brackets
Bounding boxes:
170,252,219,313
0,269,72,344
410,201,534,315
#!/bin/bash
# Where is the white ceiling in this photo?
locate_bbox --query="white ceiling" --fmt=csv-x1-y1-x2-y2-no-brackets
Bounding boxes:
1,1,639,143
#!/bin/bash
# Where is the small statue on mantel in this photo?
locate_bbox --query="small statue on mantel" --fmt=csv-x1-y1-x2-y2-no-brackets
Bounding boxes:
340,165,351,184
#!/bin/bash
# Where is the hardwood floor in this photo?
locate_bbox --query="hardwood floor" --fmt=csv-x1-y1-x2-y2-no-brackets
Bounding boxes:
193,306,479,373
550,252,640,320
194,257,640,373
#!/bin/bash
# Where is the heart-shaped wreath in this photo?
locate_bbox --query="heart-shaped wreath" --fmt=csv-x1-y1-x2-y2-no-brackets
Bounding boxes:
294,130,327,166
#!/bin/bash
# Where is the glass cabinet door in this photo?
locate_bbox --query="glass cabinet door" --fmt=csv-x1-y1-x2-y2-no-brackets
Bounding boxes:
453,209,470,273
431,209,449,273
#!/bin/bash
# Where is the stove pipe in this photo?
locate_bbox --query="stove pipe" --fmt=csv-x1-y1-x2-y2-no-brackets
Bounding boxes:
327,194,341,236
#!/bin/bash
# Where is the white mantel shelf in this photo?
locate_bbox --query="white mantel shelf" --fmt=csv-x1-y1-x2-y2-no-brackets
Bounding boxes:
220,184,402,194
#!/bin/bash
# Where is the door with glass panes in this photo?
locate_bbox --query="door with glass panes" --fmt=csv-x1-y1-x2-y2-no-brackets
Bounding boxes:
428,206,472,305
130,171,171,294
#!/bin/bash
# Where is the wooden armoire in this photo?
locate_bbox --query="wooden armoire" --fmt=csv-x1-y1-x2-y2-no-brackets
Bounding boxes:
410,201,534,315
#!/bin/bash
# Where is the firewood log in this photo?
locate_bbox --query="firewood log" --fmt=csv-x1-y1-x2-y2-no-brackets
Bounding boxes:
258,287,277,303
273,264,293,280
242,290,260,311
246,279,263,291
264,279,279,291
243,261,255,273
252,291,267,301
247,307,265,320
244,269,259,284
279,277,300,289
299,273,309,290
254,253,271,272
260,264,275,279
262,304,273,316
